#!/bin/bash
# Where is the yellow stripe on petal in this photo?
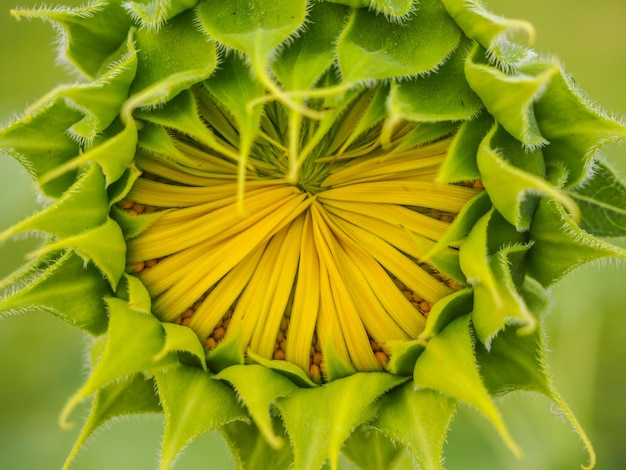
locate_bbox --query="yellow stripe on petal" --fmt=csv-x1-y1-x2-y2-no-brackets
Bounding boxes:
318,181,479,213
285,211,321,373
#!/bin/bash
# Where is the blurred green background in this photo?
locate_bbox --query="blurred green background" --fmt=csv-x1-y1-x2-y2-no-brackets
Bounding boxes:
1,1,625,469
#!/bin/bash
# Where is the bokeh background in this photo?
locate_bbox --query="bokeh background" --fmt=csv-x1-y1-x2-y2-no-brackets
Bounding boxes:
1,1,625,469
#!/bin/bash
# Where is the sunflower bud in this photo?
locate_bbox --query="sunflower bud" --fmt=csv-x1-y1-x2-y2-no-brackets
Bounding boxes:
2,1,626,469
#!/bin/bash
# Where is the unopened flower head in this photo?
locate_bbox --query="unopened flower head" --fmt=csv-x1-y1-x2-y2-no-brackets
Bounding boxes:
2,0,626,469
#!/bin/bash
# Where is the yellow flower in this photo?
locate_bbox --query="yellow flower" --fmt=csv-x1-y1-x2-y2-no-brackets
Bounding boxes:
2,1,626,469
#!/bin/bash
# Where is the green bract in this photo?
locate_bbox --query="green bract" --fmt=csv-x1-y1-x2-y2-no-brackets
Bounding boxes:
2,0,626,469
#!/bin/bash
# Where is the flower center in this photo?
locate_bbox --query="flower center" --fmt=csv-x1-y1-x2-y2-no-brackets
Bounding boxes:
119,85,480,382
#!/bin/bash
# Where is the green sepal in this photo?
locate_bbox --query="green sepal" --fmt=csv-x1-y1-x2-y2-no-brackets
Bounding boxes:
154,362,247,470
11,1,132,78
342,427,405,470
52,32,138,142
135,90,231,159
477,124,578,230
320,334,358,382
384,340,423,377
29,217,126,289
0,251,110,336
116,273,153,314
330,85,390,156
337,0,461,84
473,242,537,345
276,372,407,470
417,240,465,284
534,69,626,187
419,288,474,342
203,53,265,180
427,191,491,253
107,164,142,207
136,124,185,161
387,37,482,122
111,205,167,240
196,0,306,68
62,373,161,470
0,164,108,244
439,0,536,68
59,297,173,428
221,419,293,470
476,315,596,470
272,1,350,91
438,111,493,184
527,199,626,287
569,160,626,237
394,121,460,153
247,350,319,388
159,323,208,370
38,117,138,188
206,332,246,372
217,364,298,449
413,315,522,458
371,383,457,470
0,98,82,197
129,9,218,108
465,47,560,147
459,209,536,345
124,0,198,29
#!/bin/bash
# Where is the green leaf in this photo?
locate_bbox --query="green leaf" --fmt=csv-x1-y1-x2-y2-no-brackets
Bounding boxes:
437,111,493,184
527,199,626,287
206,333,246,372
135,90,234,160
0,251,110,336
56,32,138,141
221,419,293,470
217,364,298,449
387,36,482,122
337,0,461,83
159,323,208,370
111,205,167,240
476,313,597,470
11,0,133,77
116,273,153,314
419,288,473,341
342,427,405,470
124,0,198,28
196,0,306,65
459,210,536,345
465,47,560,147
272,1,350,91
155,363,246,470
534,69,626,187
0,165,108,244
569,161,626,237
63,374,161,470
107,164,142,207
203,53,265,191
247,350,319,388
129,9,218,108
276,372,407,470
413,315,522,458
0,98,82,197
372,383,457,470
30,217,127,289
59,297,173,427
38,117,138,188
477,124,579,230
428,191,491,251
439,0,536,67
